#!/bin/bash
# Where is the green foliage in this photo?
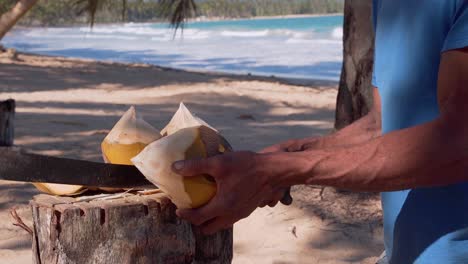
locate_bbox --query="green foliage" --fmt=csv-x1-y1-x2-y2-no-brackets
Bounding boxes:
196,0,343,18
11,0,343,27
20,0,80,26
0,0,17,15
158,0,196,30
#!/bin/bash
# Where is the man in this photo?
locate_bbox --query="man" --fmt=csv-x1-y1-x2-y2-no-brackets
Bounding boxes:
173,1,468,263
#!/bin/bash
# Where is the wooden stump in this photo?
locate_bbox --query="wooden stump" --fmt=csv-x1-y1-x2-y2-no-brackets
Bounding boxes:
0,99,15,146
31,193,233,264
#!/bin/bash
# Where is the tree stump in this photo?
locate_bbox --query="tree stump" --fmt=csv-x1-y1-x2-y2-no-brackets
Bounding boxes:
31,193,233,264
0,99,15,146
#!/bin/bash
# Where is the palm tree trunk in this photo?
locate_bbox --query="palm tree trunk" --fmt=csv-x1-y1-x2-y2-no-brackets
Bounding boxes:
335,0,375,130
0,0,39,41
121,0,127,22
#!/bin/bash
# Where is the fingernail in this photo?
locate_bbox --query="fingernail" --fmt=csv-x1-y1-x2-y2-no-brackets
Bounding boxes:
173,161,184,171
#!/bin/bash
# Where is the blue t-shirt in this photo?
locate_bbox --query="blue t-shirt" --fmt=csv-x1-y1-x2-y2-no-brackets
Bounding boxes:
372,1,468,263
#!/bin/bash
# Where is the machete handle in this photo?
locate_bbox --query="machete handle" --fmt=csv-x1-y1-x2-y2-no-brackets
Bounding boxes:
280,187,293,206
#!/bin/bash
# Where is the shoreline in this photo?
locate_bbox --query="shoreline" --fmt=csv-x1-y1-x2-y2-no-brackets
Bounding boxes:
7,49,339,88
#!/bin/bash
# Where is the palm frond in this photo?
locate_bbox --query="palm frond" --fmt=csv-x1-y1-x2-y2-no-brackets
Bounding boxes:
73,0,102,28
158,0,197,31
73,0,196,31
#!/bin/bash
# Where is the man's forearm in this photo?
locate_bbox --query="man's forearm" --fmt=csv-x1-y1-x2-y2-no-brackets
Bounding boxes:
278,103,381,153
318,108,381,149
308,87,381,150
264,115,468,192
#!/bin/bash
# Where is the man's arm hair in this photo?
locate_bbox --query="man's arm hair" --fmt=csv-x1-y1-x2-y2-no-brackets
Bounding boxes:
264,48,468,192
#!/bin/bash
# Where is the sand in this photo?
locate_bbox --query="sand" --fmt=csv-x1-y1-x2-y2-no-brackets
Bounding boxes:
0,52,383,264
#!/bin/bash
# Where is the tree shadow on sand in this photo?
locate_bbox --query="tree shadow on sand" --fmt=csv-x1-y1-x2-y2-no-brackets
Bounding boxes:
0,56,382,263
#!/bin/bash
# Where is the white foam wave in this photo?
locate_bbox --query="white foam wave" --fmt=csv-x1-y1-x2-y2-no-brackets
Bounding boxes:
4,21,344,81
220,30,269,37
79,25,169,36
332,27,343,39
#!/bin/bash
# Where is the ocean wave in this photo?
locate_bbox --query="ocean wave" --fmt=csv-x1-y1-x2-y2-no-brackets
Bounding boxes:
5,18,344,81
220,30,269,37
332,27,343,39
78,25,168,36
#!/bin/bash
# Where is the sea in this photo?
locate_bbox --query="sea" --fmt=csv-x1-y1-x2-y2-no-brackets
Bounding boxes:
3,15,344,81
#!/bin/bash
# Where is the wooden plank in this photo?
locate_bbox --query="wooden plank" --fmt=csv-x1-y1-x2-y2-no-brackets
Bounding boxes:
0,99,15,146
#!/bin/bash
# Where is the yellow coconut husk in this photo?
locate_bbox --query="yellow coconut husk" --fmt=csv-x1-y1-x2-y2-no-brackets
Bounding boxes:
160,102,216,136
132,125,232,209
100,106,162,192
32,183,87,196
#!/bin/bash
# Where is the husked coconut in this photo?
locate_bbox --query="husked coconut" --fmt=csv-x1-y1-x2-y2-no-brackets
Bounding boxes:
160,102,216,136
100,106,162,191
102,106,162,164
132,125,232,209
32,183,87,196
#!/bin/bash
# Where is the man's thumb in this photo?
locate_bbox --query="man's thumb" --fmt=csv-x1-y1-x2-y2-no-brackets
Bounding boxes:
172,159,210,177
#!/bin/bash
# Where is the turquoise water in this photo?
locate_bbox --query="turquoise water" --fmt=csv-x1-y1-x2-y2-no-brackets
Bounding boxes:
155,15,343,32
5,15,344,81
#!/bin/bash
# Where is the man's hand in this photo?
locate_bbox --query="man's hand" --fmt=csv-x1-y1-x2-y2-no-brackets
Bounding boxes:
172,151,284,235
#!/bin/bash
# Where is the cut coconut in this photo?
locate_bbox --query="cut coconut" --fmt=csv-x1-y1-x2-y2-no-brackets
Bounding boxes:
102,106,162,164
160,102,216,136
101,106,162,191
132,125,232,209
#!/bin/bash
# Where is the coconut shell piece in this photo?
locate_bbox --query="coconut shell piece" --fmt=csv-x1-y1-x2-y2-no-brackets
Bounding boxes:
160,102,216,136
132,125,232,209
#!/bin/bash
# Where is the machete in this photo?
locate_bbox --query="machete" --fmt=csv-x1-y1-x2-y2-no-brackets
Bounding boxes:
0,148,293,205
0,148,152,188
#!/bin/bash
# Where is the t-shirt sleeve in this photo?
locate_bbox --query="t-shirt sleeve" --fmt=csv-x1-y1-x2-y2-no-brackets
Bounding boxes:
442,2,468,52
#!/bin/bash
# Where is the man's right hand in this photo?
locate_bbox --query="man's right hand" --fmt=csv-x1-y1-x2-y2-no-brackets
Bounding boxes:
258,137,324,208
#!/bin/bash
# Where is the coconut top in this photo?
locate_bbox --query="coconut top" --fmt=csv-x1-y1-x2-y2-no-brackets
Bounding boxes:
104,106,162,145
160,102,216,136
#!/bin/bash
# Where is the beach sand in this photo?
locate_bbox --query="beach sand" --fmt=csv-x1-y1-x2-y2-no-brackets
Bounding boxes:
0,52,383,264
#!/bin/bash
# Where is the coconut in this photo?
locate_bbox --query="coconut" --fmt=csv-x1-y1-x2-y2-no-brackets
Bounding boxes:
132,125,232,209
102,106,162,164
32,183,87,196
31,107,161,196
100,106,162,191
160,102,216,136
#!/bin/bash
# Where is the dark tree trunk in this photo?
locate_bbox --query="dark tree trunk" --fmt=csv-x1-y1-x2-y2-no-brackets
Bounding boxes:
0,99,15,146
335,1,375,130
0,0,39,41
122,0,127,22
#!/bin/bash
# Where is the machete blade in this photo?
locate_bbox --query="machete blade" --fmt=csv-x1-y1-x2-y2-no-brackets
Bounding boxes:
0,148,152,188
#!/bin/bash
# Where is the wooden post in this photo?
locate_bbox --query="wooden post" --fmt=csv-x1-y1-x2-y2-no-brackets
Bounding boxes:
31,193,233,264
0,99,15,146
